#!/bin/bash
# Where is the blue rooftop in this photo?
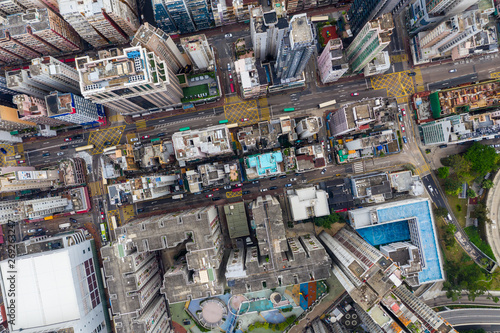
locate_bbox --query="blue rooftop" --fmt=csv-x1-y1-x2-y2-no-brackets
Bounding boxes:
357,199,444,284
246,151,283,176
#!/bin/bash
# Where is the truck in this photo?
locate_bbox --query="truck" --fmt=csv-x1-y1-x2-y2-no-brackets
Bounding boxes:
172,194,184,200
59,222,71,229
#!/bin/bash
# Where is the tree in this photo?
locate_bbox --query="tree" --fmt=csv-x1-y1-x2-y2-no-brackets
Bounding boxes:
464,142,499,175
434,206,448,218
444,175,462,196
474,202,492,225
315,212,344,229
437,166,450,179
442,223,456,249
447,154,472,182
443,254,489,302
466,188,477,198
482,179,494,189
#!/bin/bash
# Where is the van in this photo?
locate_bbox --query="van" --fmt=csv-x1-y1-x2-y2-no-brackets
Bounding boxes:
15,154,22,159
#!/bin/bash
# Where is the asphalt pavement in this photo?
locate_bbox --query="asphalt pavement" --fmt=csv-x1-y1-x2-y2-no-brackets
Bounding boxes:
438,308,500,326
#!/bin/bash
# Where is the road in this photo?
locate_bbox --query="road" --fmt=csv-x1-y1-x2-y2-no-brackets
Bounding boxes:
486,170,500,264
438,308,500,326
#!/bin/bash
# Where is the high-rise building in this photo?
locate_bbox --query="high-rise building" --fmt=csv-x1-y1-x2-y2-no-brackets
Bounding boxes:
275,14,316,81
29,56,81,95
0,0,26,16
59,0,140,48
45,91,104,125
250,7,289,60
187,0,213,30
0,8,82,64
6,69,52,99
152,0,178,33
346,13,393,74
347,0,398,36
76,46,182,114
180,34,215,71
317,38,349,84
0,105,35,131
0,231,109,333
0,166,60,193
166,0,196,34
13,94,70,126
131,23,189,73
0,75,18,95
295,116,323,139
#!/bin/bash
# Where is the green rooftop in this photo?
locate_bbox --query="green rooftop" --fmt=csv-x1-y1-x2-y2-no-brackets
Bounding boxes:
224,201,250,238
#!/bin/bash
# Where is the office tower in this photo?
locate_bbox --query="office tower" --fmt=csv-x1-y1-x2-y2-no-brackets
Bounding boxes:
0,75,17,95
166,0,196,34
275,13,316,81
76,46,182,115
6,70,51,99
0,105,35,131
0,167,60,193
0,8,82,64
45,91,104,125
347,0,398,36
317,38,349,84
0,231,109,333
152,0,178,33
250,7,289,60
346,13,394,74
13,94,70,126
131,23,188,73
29,56,81,95
180,34,215,71
187,0,213,30
59,0,139,48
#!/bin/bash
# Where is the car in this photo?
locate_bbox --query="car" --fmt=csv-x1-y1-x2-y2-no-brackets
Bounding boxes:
130,137,139,142
224,185,232,190
402,109,406,116
252,180,260,184
285,183,292,187
70,218,77,223
227,63,231,71
17,160,25,164
295,173,302,176
234,183,243,187
27,229,36,233
0,148,6,155
60,145,68,150
100,212,105,219
242,190,251,194
194,192,202,195
269,186,278,190
321,168,327,174
212,197,221,201
137,208,145,213
328,154,333,163
279,175,287,179
104,141,112,146
270,177,277,181
407,72,417,76
336,174,341,177
401,125,405,132
260,188,268,192
351,92,359,96
241,118,249,122
36,228,44,232
438,144,448,148
290,178,297,182
141,135,150,139
225,33,232,38
398,114,403,122
64,137,72,142
449,69,457,73
157,133,165,137
73,135,83,140
206,194,214,198
57,152,64,156
212,188,219,191
43,152,50,157
402,136,408,144
427,185,434,193
202,189,211,193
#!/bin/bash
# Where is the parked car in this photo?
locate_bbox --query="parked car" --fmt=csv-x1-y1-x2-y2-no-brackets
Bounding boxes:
398,114,403,122
57,152,64,156
351,92,359,96
269,186,278,190
402,136,408,144
141,135,150,139
252,180,260,184
17,160,25,164
285,183,292,187
43,153,50,157
402,108,406,116
260,188,268,192
0,148,6,155
64,137,72,142
130,137,139,142
279,175,287,179
27,229,36,233
401,125,405,132
206,194,214,198
223,185,231,189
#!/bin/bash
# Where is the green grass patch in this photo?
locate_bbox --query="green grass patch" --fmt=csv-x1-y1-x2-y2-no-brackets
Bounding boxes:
464,226,495,259
445,194,468,228
182,84,209,102
177,74,186,84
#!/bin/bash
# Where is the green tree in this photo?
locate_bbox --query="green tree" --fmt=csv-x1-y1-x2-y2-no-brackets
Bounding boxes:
434,206,448,218
464,142,499,175
442,223,456,249
466,188,477,198
474,202,492,225
444,175,462,195
482,179,494,189
447,154,472,182
443,254,489,302
437,166,450,179
314,212,344,229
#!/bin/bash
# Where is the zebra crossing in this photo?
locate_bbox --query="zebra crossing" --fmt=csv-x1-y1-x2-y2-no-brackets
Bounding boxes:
353,162,364,174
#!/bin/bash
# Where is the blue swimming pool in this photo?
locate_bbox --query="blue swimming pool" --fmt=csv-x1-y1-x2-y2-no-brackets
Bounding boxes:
357,221,411,246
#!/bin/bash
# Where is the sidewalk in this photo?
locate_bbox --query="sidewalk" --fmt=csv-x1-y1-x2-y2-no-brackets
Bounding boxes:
485,171,500,263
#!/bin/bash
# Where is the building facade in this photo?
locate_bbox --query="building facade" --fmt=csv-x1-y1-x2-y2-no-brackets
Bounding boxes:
29,56,81,95
250,7,289,60
0,105,35,131
0,167,60,193
317,38,349,84
76,46,182,115
45,91,104,125
180,34,214,71
6,69,51,99
13,94,70,126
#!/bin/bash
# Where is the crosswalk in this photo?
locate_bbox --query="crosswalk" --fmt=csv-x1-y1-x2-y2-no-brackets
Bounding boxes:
353,162,364,174
136,120,147,130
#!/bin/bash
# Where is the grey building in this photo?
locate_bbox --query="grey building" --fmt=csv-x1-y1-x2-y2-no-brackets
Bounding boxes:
250,7,288,61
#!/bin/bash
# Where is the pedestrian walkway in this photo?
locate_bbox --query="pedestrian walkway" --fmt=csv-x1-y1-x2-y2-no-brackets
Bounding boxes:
120,205,135,223
353,162,364,173
135,119,147,129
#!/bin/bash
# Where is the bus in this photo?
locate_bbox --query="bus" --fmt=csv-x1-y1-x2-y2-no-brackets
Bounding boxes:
318,100,337,109
75,144,94,152
151,138,161,143
284,108,295,112
230,83,235,93
179,127,190,132
311,16,329,22
219,119,229,124
100,223,107,242
102,146,117,153
110,216,117,230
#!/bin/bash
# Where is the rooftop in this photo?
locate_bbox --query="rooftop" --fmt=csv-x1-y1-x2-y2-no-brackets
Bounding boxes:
290,14,313,45
224,202,250,238
288,187,330,221
172,125,232,162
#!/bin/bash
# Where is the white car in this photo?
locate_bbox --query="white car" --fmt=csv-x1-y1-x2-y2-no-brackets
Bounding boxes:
130,137,139,142
260,188,268,192
449,69,457,73
427,185,434,193
225,33,232,38
57,152,64,156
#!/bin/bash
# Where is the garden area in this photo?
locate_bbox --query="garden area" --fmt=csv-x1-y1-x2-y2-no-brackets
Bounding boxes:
316,20,338,48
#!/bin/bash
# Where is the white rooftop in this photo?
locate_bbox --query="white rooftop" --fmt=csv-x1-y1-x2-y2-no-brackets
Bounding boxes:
288,187,329,221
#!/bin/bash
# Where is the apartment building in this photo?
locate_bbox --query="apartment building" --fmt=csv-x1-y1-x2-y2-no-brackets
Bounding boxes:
0,105,35,131
180,34,215,71
234,57,268,99
250,7,288,60
29,56,81,95
59,0,139,48
131,23,189,73
6,69,51,99
0,75,17,95
152,0,179,33
0,167,60,193
295,116,323,139
165,0,196,34
76,46,182,115
172,125,232,163
13,94,70,126
317,38,349,84
346,13,394,74
45,91,104,125
59,157,86,186
0,8,82,64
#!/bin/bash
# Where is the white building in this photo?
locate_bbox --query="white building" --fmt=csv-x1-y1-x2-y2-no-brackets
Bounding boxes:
288,187,330,221
295,116,323,139
76,46,182,115
29,56,81,95
0,232,108,333
172,125,232,163
250,7,288,60
0,167,60,193
6,69,51,99
363,51,391,77
180,34,214,71
234,57,268,99
0,130,22,144
317,38,349,84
